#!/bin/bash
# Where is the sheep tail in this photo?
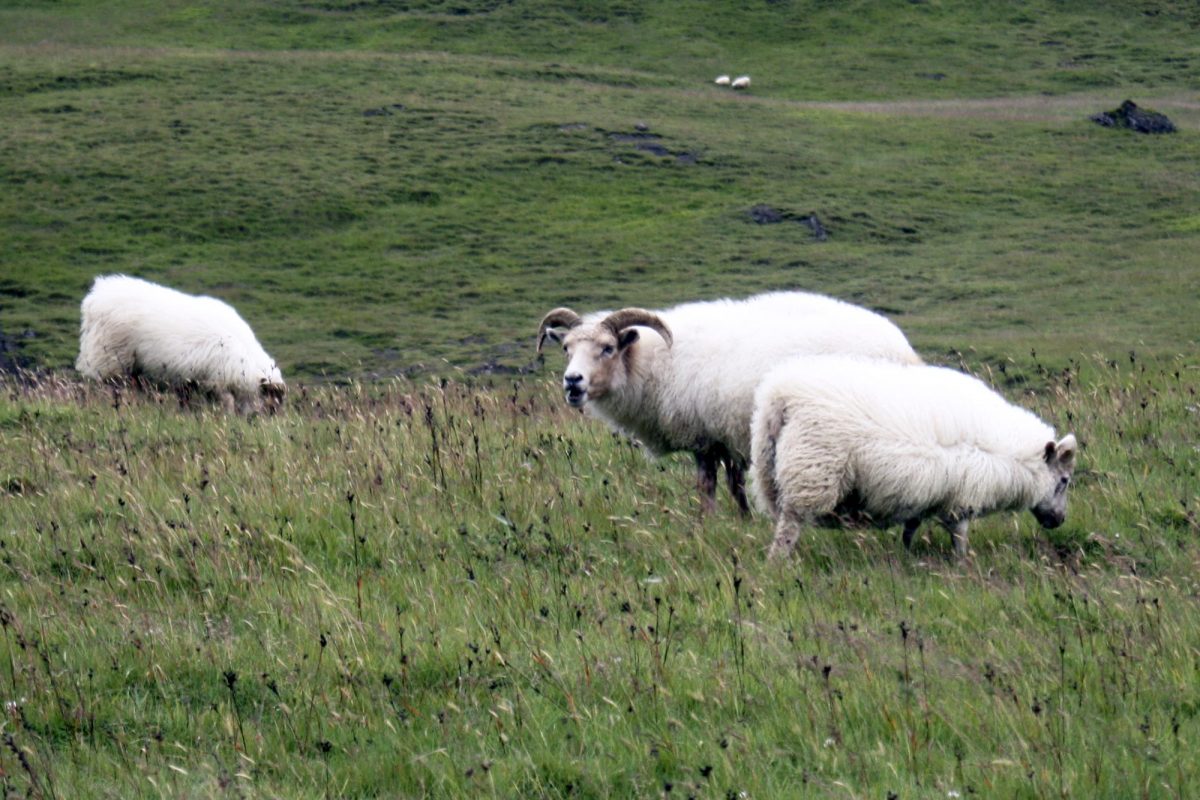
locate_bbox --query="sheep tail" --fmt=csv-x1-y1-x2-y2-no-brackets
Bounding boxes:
752,396,788,518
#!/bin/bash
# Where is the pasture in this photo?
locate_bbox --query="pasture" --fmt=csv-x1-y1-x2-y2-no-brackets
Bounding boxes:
1,1,1199,796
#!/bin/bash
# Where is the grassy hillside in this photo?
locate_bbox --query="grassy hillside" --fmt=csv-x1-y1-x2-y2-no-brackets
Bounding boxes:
4,1,1200,101
1,354,1198,797
1,2,1198,377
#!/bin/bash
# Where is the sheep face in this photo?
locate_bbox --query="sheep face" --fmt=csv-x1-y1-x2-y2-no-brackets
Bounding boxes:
1030,434,1077,528
538,307,672,409
559,326,640,407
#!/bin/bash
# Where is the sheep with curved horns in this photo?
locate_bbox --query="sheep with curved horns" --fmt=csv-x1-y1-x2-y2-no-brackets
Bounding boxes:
537,291,921,514
750,355,1077,559
76,274,286,414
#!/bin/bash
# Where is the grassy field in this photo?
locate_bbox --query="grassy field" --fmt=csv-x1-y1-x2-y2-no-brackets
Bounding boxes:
1,355,1198,798
2,1,1200,797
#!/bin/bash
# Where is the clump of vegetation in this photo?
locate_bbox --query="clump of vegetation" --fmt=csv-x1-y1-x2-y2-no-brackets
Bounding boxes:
0,353,1197,796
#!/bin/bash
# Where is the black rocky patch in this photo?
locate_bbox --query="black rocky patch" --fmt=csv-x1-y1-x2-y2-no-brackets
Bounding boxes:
363,104,405,117
608,131,662,143
1090,100,1176,134
0,324,32,375
747,205,828,240
636,142,671,157
605,125,700,165
748,204,785,224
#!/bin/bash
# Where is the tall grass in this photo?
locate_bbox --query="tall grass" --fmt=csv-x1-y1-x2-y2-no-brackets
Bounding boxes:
1,354,1197,797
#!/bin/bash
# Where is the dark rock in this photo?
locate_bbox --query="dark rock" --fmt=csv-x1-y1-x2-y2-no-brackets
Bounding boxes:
362,107,393,117
1090,100,1176,134
0,325,30,374
608,131,661,142
467,358,539,376
748,205,828,240
749,204,786,224
636,142,671,157
803,213,828,241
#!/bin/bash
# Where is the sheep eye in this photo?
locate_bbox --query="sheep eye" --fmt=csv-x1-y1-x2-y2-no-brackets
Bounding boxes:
600,345,615,357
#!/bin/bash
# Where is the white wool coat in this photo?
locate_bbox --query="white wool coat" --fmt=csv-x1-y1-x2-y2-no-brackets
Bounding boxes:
750,356,1059,523
582,291,921,461
76,275,284,407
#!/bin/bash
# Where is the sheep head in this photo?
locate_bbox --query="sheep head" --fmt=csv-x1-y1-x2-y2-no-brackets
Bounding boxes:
1030,433,1077,528
540,306,672,408
260,378,287,414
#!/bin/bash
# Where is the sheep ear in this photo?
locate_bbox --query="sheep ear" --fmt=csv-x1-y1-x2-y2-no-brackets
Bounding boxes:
618,328,639,350
1043,441,1056,464
1055,434,1077,470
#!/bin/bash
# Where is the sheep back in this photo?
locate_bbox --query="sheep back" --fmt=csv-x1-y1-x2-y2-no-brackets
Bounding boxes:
750,356,1057,524
76,274,283,405
585,291,920,461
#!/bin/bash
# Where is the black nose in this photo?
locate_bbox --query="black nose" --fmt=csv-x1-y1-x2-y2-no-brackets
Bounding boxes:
564,373,583,386
1033,508,1065,529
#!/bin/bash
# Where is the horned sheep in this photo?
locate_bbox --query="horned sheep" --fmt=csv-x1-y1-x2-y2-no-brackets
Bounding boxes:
537,291,921,513
750,355,1077,558
76,274,286,414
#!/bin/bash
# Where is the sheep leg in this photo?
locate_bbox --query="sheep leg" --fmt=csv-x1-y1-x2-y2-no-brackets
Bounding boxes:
694,450,719,514
943,516,971,558
723,456,751,516
767,510,806,559
766,435,842,559
902,518,921,550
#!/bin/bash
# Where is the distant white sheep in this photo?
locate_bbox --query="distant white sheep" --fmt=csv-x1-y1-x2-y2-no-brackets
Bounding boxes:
750,356,1077,558
731,76,751,90
538,292,921,513
714,75,732,86
76,274,286,414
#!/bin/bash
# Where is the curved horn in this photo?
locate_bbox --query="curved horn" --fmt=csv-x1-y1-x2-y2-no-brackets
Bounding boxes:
600,308,673,348
537,307,583,352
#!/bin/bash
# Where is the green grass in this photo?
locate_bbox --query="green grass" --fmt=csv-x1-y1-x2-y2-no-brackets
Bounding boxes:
1,2,1199,796
1,355,1198,797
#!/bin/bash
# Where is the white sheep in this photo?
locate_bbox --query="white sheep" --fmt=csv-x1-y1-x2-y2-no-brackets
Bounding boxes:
537,291,921,514
731,76,751,89
76,274,286,414
714,75,732,86
750,356,1077,558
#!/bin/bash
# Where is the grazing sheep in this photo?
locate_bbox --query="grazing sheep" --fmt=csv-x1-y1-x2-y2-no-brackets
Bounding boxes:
731,76,751,89
76,274,285,414
714,75,732,86
750,356,1077,558
537,292,921,514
